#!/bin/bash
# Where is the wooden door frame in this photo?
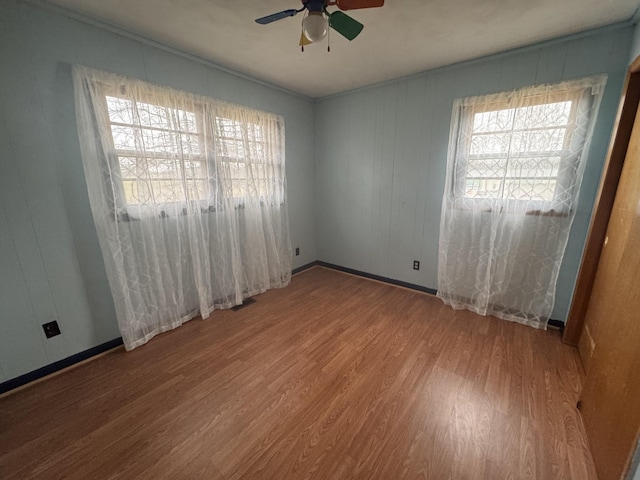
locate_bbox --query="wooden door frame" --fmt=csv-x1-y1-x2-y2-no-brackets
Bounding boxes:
563,55,640,345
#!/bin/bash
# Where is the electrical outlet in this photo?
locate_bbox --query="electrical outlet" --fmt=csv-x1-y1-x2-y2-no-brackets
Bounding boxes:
295,247,300,256
42,320,61,338
413,260,420,270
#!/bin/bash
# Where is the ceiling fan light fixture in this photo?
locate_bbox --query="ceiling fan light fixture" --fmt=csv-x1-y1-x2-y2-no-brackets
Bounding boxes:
302,11,328,43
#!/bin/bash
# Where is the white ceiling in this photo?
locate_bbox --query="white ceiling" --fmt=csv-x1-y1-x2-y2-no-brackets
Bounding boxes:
48,0,640,98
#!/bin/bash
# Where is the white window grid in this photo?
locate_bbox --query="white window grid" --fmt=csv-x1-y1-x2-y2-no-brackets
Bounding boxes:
98,88,280,215
452,88,593,214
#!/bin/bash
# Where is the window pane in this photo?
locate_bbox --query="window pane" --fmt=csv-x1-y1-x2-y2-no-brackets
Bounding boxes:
513,101,571,129
511,128,567,153
118,156,208,204
470,133,511,155
506,156,561,179
465,157,506,179
107,96,198,133
106,94,210,206
464,155,562,202
214,117,268,164
111,125,137,150
138,128,201,156
472,108,515,133
504,178,557,201
464,178,503,199
106,91,281,208
217,137,245,159
106,96,134,124
465,99,574,202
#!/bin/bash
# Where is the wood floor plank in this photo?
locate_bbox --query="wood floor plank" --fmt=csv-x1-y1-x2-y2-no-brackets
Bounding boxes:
0,266,596,479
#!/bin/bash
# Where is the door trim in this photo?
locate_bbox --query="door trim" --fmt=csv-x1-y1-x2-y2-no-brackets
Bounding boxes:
563,55,640,345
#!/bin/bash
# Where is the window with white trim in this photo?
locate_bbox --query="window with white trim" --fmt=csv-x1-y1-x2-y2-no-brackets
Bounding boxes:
214,117,274,198
96,80,284,218
106,95,208,205
450,77,606,213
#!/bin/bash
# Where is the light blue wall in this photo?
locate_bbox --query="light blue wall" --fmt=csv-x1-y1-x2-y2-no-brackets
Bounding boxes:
630,441,640,480
629,20,640,62
315,25,633,322
0,0,316,384
0,0,635,387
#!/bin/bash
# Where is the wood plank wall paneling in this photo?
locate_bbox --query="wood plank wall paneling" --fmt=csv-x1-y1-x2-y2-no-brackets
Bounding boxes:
0,268,596,480
0,0,316,384
0,0,633,389
314,26,632,324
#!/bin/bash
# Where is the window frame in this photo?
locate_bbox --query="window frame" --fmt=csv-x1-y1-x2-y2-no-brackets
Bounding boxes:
94,81,283,220
212,116,278,200
451,86,594,216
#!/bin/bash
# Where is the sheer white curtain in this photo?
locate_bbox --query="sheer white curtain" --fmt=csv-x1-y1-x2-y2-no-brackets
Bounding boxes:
73,66,291,350
437,75,606,329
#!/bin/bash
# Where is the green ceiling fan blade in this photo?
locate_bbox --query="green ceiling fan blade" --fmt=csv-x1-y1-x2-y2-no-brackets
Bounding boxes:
329,11,364,41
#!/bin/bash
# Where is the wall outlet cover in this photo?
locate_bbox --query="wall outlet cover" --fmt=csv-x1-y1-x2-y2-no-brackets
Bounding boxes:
42,321,61,338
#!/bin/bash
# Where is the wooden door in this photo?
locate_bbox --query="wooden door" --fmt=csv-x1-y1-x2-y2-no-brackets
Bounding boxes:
578,104,640,480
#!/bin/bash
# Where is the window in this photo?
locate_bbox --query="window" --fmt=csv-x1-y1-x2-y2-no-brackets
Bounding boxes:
450,77,606,213
73,66,292,350
214,117,274,198
105,95,207,205
94,77,285,218
438,76,607,329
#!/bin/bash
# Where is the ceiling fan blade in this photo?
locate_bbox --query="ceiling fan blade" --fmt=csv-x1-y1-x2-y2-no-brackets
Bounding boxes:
255,9,299,25
335,0,384,10
329,11,364,41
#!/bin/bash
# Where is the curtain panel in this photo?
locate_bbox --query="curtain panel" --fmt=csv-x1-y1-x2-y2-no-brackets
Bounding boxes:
73,66,291,350
437,75,607,329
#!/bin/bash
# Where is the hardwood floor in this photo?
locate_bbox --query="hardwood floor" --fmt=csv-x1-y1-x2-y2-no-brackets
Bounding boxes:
0,267,596,479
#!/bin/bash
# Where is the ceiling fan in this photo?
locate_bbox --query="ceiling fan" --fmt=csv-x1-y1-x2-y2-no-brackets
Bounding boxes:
255,0,385,49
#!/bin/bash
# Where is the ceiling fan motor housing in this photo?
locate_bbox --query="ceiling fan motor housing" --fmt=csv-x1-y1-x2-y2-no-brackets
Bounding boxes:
255,0,381,42
305,0,326,13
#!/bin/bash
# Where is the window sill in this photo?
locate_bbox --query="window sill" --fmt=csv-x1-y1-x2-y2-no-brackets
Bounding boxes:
112,200,286,222
452,201,570,217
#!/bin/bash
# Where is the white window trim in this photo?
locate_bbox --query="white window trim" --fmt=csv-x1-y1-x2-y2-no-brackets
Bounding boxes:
88,75,285,221
448,76,607,216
